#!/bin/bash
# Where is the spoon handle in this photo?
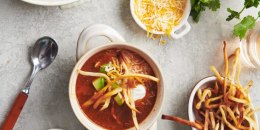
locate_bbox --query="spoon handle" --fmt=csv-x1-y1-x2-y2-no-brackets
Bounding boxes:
1,92,28,130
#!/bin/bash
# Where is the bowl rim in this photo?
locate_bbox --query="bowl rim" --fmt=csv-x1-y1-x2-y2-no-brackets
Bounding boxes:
69,42,165,130
21,0,79,6
188,76,259,130
130,0,191,34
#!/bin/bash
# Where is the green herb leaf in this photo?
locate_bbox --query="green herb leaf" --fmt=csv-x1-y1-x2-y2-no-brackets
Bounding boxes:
190,10,202,22
190,1,204,22
258,11,260,17
244,0,259,8
226,8,240,21
191,0,196,6
233,16,256,39
190,0,220,22
200,0,209,3
207,0,220,11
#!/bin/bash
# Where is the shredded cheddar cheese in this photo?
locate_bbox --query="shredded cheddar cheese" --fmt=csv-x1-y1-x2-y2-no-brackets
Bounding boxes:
134,0,186,35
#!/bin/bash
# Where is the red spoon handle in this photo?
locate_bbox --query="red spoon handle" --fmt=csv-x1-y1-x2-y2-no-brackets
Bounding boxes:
1,92,28,130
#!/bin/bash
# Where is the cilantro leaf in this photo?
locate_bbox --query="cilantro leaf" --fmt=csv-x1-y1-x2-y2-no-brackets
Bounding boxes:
244,0,259,8
233,16,256,39
190,0,220,22
200,0,209,3
207,0,220,11
226,8,240,21
190,10,202,22
191,0,195,6
190,0,206,22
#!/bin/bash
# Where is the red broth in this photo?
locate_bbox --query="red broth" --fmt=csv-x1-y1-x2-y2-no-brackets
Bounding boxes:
76,49,157,130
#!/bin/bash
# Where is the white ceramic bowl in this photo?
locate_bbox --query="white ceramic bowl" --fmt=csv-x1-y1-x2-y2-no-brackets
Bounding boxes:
188,76,259,130
21,0,79,6
69,24,165,130
130,0,191,39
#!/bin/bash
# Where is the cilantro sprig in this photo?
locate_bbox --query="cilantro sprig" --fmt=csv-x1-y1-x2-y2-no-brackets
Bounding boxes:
190,0,221,22
227,0,260,39
233,16,257,39
190,0,260,39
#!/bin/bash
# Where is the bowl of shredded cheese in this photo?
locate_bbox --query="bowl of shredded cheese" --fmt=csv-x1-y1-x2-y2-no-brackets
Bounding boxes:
130,0,191,39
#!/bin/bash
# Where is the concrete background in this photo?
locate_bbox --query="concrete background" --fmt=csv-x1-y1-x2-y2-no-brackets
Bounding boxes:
0,0,259,129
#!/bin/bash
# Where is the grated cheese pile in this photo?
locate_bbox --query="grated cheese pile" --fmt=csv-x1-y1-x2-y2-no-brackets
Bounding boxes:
134,0,186,35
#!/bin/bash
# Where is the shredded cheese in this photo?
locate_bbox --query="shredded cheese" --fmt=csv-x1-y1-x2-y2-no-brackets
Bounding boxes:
134,0,185,35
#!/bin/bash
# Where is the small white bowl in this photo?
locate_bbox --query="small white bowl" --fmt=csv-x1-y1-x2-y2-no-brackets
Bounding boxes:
130,0,191,39
188,76,259,130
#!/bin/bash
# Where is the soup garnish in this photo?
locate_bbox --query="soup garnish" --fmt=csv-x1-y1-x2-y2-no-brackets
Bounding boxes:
77,49,159,130
134,0,186,35
162,42,260,130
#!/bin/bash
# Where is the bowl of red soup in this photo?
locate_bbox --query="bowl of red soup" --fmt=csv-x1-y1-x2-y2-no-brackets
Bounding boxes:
69,24,164,130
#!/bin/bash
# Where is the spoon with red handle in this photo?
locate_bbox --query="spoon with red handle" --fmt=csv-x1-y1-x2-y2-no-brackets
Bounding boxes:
1,36,58,130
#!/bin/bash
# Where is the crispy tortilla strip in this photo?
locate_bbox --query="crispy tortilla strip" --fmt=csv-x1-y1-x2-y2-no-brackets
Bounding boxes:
226,106,238,125
161,114,203,129
212,81,219,94
121,79,140,113
219,106,238,130
205,95,223,109
100,84,113,111
128,88,140,130
244,116,257,130
82,76,124,108
210,66,223,84
197,89,202,100
93,87,122,109
230,49,240,82
78,70,111,82
220,121,224,130
99,97,111,111
209,112,215,129
228,96,249,104
236,57,241,85
223,41,229,96
196,89,212,109
245,106,252,115
214,122,219,130
247,108,260,117
204,110,209,130
244,80,253,91
82,84,110,108
122,74,159,82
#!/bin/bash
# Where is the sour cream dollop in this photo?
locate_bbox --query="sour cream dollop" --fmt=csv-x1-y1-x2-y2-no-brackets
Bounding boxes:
132,84,146,101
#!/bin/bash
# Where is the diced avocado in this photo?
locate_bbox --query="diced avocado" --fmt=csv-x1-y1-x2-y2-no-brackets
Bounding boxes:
100,63,109,73
92,77,105,91
114,93,124,106
111,83,120,90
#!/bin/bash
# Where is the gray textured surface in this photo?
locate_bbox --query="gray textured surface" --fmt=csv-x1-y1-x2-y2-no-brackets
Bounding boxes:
0,0,260,130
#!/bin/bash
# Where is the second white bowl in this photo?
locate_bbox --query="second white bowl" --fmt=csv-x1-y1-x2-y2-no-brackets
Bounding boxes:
188,76,259,130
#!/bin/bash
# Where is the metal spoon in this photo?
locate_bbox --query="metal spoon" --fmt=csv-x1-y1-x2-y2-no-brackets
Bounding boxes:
1,36,58,130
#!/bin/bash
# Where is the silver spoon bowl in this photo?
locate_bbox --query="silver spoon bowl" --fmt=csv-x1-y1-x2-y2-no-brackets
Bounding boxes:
23,36,58,94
